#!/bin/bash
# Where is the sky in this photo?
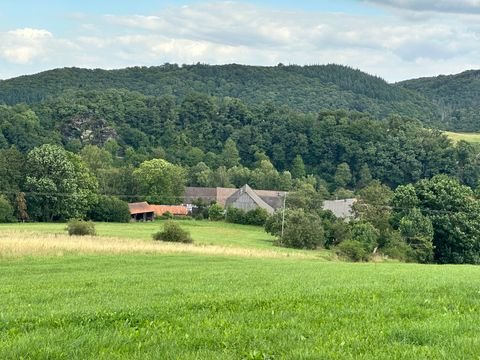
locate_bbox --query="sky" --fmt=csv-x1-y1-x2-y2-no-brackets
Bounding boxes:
1,0,479,82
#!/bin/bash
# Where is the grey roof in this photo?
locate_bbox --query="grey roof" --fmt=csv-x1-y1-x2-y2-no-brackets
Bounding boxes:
322,199,356,219
184,185,286,210
225,184,275,214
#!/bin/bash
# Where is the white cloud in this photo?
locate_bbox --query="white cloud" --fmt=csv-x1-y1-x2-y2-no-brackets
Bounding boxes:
95,2,480,80
1,2,480,81
365,0,480,15
7,28,53,39
0,28,54,64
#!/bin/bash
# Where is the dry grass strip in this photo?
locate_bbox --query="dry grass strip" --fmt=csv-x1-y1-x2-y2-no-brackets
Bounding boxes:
0,231,315,259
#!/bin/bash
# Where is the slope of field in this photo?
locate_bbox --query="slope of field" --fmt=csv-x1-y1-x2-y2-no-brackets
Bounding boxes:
443,131,480,144
1,253,479,359
0,64,438,122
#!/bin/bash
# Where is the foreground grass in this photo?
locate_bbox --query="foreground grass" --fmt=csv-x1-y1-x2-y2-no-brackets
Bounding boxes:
443,131,480,144
1,253,480,359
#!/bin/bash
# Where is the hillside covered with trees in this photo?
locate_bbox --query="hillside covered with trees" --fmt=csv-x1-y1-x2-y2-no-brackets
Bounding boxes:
0,64,440,126
399,70,480,131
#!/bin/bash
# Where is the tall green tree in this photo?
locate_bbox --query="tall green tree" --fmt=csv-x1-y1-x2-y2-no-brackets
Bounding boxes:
221,138,240,168
353,180,393,243
0,146,25,201
393,175,480,264
334,163,352,189
25,144,98,221
399,208,434,263
133,158,186,204
291,155,306,179
0,195,14,223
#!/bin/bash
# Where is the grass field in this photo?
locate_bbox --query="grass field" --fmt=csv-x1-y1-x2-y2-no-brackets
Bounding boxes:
1,223,480,358
443,131,480,144
0,221,334,259
0,221,276,249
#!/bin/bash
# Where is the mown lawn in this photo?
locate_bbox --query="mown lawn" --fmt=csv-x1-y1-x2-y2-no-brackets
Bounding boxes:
1,254,480,359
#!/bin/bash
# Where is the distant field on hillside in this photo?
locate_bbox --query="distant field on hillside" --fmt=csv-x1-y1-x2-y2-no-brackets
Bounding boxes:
444,131,480,144
1,252,480,359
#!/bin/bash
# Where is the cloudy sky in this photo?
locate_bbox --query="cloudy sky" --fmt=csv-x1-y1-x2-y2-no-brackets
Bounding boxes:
1,0,479,82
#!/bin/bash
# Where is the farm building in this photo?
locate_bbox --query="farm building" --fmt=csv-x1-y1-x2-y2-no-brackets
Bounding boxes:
184,185,286,214
128,202,190,221
184,185,356,219
225,185,275,214
322,199,356,220
151,205,189,217
128,202,155,222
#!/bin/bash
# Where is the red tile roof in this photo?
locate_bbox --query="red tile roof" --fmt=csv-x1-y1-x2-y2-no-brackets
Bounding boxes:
151,205,189,216
128,202,155,215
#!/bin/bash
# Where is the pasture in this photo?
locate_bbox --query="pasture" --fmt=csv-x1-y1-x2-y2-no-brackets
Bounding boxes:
1,224,479,358
0,221,275,249
443,131,480,144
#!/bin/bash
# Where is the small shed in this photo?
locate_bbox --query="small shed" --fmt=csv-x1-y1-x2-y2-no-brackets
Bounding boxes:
128,202,155,222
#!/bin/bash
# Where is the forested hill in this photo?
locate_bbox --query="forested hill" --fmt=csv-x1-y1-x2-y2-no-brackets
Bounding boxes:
398,70,480,131
0,64,439,124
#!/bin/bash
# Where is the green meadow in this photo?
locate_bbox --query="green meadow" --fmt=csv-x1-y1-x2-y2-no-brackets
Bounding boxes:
443,131,480,144
0,221,274,249
1,222,480,359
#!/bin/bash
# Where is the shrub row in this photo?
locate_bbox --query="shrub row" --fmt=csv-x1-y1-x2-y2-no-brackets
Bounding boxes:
226,207,269,226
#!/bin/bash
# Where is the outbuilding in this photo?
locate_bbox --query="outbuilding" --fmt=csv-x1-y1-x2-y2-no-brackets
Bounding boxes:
128,202,155,222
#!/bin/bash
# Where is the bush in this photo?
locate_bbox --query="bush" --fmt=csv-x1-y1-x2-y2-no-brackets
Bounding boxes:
88,195,130,223
193,212,204,220
382,231,416,262
350,222,380,252
266,209,324,250
0,195,14,223
208,204,224,221
226,207,269,226
67,220,96,236
226,206,246,224
336,240,369,262
162,211,174,219
244,208,269,226
153,221,193,243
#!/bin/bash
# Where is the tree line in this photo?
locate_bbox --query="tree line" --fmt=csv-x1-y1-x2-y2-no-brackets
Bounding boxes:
0,63,438,124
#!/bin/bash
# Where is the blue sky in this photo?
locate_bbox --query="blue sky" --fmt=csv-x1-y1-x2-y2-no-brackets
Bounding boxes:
0,0,479,81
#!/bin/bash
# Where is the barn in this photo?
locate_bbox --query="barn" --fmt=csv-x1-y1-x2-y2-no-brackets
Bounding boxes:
225,184,275,214
128,202,155,222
